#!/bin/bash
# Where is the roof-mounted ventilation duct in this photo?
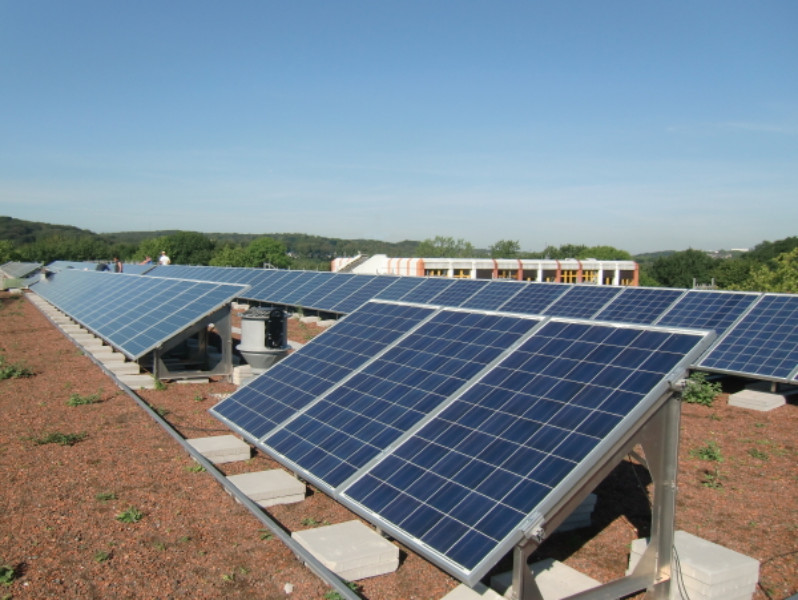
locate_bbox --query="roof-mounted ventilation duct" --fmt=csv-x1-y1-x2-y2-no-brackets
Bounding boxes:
237,307,289,373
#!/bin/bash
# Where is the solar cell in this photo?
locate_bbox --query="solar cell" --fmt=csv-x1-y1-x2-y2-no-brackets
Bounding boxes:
594,287,685,324
211,302,437,441
497,282,569,314
341,319,710,583
263,310,541,490
542,285,624,319
655,290,758,334
697,294,798,381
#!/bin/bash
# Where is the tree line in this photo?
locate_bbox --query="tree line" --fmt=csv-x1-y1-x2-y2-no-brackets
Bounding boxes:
1,217,795,293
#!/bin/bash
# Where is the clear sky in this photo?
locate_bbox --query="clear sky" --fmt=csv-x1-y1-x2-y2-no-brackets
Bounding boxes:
1,1,796,254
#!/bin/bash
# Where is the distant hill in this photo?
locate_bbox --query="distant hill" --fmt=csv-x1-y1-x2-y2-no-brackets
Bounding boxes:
0,216,100,245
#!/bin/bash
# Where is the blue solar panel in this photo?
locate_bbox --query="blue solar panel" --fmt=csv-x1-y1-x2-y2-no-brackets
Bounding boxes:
397,278,459,304
289,272,342,308
459,280,526,311
211,302,436,441
1,262,42,279
428,279,491,308
655,290,758,334
244,270,297,300
497,282,569,314
304,274,375,312
697,294,798,381
594,287,685,324
31,270,247,359
263,310,541,489
542,285,624,319
329,276,400,314
374,277,427,301
341,319,709,582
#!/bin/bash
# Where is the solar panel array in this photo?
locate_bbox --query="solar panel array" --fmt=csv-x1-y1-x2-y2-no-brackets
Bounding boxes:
698,293,798,382
30,269,247,359
144,265,797,383
1,261,42,279
212,300,713,584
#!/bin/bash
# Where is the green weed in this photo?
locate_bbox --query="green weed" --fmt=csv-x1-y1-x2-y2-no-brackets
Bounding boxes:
93,550,112,563
0,355,33,380
185,463,206,473
690,441,722,462
748,448,769,461
0,562,15,586
34,432,87,446
115,506,143,524
681,372,721,407
67,392,101,406
95,492,117,502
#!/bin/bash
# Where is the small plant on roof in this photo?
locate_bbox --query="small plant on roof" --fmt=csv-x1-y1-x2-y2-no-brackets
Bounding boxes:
0,355,33,380
0,562,16,586
680,371,721,407
67,392,101,406
690,440,723,462
115,506,143,524
34,431,87,446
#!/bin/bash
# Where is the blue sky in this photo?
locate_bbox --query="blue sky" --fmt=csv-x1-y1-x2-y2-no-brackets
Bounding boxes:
1,1,796,254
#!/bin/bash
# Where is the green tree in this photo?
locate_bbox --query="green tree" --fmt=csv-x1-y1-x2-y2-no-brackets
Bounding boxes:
740,248,798,293
0,240,19,263
163,231,216,265
747,236,798,263
490,240,520,258
577,245,632,260
711,257,756,291
209,244,249,267
136,236,170,264
650,248,717,288
245,237,291,268
415,236,475,258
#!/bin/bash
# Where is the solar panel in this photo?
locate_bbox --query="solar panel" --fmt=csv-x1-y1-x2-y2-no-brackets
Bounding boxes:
262,310,541,490
541,285,624,319
302,273,375,310
341,318,712,583
1,261,42,279
497,282,569,314
374,277,427,301
328,276,400,314
397,277,459,304
459,280,526,311
211,302,437,441
30,270,247,359
428,279,490,308
655,290,759,334
594,287,685,324
697,293,798,382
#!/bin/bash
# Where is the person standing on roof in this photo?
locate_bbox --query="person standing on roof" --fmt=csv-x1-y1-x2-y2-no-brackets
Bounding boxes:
113,257,123,273
159,251,171,265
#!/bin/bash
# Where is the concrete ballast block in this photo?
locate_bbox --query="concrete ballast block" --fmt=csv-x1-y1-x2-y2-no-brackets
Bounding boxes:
440,583,505,600
292,520,399,581
728,388,786,412
227,469,305,507
627,531,759,600
187,435,251,464
491,558,600,600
